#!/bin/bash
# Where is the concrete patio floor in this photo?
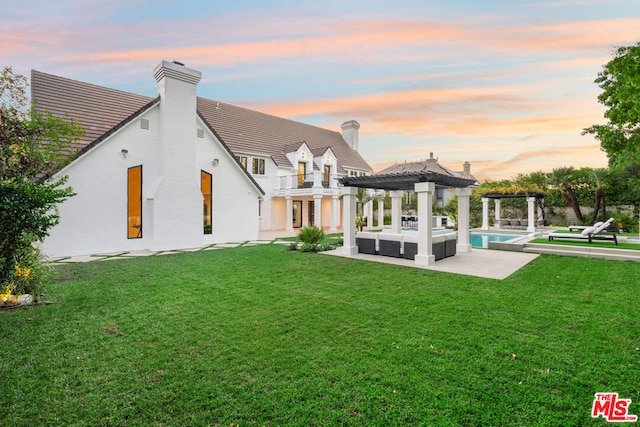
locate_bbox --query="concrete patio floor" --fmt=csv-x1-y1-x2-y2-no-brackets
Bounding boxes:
321,248,539,280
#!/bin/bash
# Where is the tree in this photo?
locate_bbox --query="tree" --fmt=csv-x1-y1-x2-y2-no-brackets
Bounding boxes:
0,66,83,298
588,168,608,224
355,188,384,230
583,42,640,167
547,167,584,223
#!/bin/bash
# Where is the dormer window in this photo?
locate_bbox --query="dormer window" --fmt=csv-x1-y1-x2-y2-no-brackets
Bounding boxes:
252,158,266,175
323,165,331,186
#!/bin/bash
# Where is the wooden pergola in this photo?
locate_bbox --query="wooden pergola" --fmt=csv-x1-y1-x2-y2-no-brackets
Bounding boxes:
339,171,476,266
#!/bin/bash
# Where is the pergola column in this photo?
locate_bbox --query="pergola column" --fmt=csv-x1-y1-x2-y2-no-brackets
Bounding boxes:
414,182,435,266
329,193,339,233
457,187,472,253
377,197,385,229
527,197,536,232
285,196,293,232
389,190,403,233
481,197,489,230
341,187,358,255
495,199,502,229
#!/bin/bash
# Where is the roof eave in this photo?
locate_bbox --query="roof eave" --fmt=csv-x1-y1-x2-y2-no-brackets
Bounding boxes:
197,110,266,196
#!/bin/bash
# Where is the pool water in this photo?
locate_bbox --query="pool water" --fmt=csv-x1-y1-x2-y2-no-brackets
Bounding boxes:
401,229,523,249
469,232,521,248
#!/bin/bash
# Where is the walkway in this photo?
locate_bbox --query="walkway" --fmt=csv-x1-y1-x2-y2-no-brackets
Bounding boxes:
50,232,540,280
49,239,294,264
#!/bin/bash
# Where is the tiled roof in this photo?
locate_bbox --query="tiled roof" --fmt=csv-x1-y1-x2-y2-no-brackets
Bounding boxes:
31,70,154,158
197,98,371,173
377,159,454,177
377,158,479,185
30,70,371,175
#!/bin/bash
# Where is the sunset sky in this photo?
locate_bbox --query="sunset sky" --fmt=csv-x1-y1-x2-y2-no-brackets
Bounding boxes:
2,0,639,180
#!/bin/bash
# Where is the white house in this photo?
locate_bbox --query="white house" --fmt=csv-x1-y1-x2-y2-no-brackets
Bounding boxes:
32,60,372,258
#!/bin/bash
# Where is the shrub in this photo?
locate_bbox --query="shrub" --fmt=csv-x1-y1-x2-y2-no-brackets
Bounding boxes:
298,243,315,252
613,214,638,233
0,244,51,303
297,226,325,252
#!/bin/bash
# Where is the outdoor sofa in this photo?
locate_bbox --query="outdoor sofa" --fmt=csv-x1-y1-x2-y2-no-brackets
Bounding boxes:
356,231,379,254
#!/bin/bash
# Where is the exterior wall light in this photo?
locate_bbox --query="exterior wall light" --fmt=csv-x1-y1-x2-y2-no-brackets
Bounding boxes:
212,158,219,166
121,148,128,158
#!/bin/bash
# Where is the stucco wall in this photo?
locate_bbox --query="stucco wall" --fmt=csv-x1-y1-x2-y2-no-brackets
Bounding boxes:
42,108,161,257
41,109,261,258
196,122,260,244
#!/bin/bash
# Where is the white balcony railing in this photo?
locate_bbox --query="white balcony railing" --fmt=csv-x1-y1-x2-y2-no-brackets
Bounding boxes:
278,173,342,190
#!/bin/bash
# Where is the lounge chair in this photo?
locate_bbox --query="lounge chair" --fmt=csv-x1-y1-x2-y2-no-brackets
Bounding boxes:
568,221,603,232
548,218,617,245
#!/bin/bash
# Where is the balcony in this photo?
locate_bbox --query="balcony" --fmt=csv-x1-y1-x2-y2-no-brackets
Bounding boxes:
278,172,341,191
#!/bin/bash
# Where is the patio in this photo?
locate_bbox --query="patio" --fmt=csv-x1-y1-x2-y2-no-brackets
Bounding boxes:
339,170,477,266
322,246,539,280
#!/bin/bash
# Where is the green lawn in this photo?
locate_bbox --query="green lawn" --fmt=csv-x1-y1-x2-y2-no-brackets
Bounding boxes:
1,244,639,426
530,237,640,250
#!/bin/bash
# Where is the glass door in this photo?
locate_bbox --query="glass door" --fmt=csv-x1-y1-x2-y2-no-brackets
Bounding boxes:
292,201,303,228
297,162,306,188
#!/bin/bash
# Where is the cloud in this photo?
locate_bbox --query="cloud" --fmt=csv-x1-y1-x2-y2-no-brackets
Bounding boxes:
5,9,639,72
0,4,628,180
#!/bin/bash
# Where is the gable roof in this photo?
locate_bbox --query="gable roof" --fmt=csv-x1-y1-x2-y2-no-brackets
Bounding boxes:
196,98,371,173
378,158,454,176
31,70,371,176
31,70,155,158
378,158,479,186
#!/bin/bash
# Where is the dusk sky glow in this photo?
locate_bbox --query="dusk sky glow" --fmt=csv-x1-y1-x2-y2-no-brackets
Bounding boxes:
2,0,639,180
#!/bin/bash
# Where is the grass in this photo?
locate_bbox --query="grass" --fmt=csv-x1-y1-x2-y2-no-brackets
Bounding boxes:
530,237,640,250
1,244,640,426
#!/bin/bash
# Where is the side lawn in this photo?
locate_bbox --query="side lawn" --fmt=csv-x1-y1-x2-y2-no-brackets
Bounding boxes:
1,244,639,426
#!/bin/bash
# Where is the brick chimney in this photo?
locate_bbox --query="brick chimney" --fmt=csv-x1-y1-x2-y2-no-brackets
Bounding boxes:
463,161,471,178
154,60,201,177
341,120,360,152
151,60,203,251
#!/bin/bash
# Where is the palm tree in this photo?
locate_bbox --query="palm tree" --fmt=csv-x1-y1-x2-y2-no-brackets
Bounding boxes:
589,168,608,224
547,167,584,223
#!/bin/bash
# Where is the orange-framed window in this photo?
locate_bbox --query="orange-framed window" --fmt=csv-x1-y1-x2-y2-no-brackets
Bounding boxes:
201,170,212,234
127,165,143,239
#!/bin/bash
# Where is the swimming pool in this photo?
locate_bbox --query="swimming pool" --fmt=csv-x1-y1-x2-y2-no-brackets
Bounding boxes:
469,232,522,248
401,229,523,248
